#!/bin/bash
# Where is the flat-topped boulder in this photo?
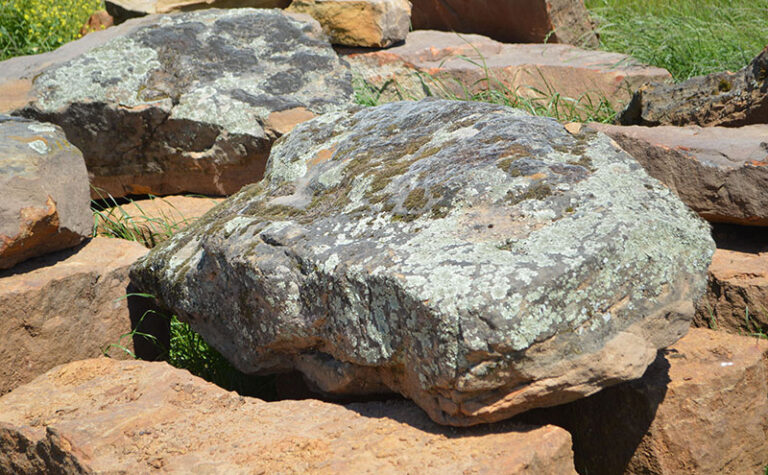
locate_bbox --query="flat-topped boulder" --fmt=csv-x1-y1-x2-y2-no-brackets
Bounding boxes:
0,9,353,199
106,0,291,24
0,238,152,396
342,30,671,108
131,99,714,425
0,116,91,270
287,0,411,48
0,358,577,474
409,0,598,47
618,46,768,127
589,123,768,226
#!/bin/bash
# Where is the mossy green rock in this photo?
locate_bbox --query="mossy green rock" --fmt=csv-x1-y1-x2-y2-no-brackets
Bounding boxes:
2,9,352,198
131,99,715,426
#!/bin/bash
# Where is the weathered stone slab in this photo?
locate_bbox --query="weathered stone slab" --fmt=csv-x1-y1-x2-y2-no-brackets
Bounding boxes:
131,99,714,425
0,9,353,199
341,30,671,108
618,46,768,127
0,116,91,270
95,195,224,246
0,238,150,396
695,248,768,335
0,358,577,474
410,0,598,47
287,0,411,48
520,328,768,475
106,0,291,24
589,123,768,226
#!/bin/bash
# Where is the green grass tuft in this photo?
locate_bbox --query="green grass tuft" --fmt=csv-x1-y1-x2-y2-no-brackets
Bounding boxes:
585,0,768,82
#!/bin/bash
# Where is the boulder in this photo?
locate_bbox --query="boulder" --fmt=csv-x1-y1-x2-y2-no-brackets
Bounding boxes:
106,0,291,24
130,99,714,426
589,123,768,226
95,195,224,246
287,0,411,48
695,248,768,335
618,46,768,127
0,237,156,396
410,0,598,47
0,9,353,199
0,358,578,474
519,328,768,475
0,116,91,270
341,30,672,108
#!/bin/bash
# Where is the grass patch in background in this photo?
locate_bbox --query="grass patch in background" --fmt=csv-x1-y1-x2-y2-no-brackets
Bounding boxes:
585,0,768,82
0,0,103,60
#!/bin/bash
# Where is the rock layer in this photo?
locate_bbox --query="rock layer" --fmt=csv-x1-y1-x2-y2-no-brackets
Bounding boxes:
0,238,151,396
0,116,91,270
0,358,577,474
590,123,768,226
0,9,353,198
409,0,598,47
288,0,411,48
342,30,671,108
520,328,768,475
131,99,714,426
618,46,768,127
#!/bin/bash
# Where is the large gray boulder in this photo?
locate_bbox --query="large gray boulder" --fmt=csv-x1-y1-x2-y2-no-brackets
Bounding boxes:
0,116,91,269
131,99,714,426
0,9,353,198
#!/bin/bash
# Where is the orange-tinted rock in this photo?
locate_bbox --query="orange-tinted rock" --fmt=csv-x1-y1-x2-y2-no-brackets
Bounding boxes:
79,10,114,36
0,117,92,270
589,123,768,226
0,238,158,396
341,30,671,109
0,358,577,474
410,0,598,47
520,328,768,474
95,195,223,246
695,248,768,334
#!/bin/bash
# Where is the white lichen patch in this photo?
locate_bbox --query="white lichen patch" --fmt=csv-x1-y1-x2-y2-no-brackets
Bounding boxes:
27,140,49,155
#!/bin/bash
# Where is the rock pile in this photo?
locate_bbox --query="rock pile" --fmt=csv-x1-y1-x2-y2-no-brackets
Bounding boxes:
1,2,766,473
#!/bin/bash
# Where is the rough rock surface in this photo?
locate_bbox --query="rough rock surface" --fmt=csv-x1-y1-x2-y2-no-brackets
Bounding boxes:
131,99,714,425
0,238,150,396
0,9,353,198
95,195,224,246
342,30,671,107
618,46,768,127
695,248,768,335
106,0,291,24
409,0,598,47
0,116,91,270
589,123,768,226
519,328,768,475
288,0,411,48
0,358,578,474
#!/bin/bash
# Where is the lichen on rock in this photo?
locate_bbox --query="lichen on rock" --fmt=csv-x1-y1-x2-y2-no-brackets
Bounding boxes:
131,99,715,426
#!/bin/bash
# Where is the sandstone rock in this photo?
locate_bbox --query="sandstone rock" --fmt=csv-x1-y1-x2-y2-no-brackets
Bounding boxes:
79,10,115,36
410,0,597,47
106,0,291,24
520,328,768,475
0,238,156,396
0,357,578,473
287,0,410,48
589,123,768,226
0,116,91,270
695,248,768,335
95,195,224,246
0,9,353,199
131,99,714,426
618,46,768,127
341,30,672,108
